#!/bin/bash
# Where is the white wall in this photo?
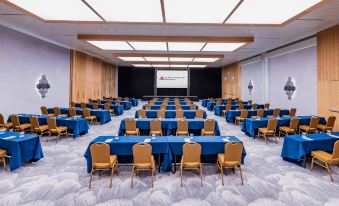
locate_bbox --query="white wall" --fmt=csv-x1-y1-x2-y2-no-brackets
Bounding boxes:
241,60,263,103
0,26,70,118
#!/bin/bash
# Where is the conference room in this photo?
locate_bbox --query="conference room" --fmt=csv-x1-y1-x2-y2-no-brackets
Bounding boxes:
0,0,339,205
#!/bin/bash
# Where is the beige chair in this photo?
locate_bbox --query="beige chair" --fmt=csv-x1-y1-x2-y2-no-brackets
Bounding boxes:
138,109,147,118
0,113,13,130
176,119,189,136
176,110,184,119
311,140,339,182
217,142,244,185
150,119,162,136
201,119,215,136
160,104,167,110
131,143,155,188
80,102,87,109
251,104,258,110
279,117,299,137
235,109,248,125
190,104,196,110
41,106,55,117
29,116,48,137
125,119,140,136
70,102,75,108
317,116,336,133
0,149,7,171
180,142,203,187
92,103,99,110
299,116,319,134
175,105,182,110
88,99,94,104
248,100,252,105
264,103,270,109
69,108,82,118
157,110,165,119
96,99,101,104
289,108,297,116
144,104,152,110
54,107,68,117
83,108,97,124
11,114,31,132
257,119,279,144
251,109,264,118
237,103,244,110
89,142,118,188
267,108,281,118
222,103,232,116
195,109,204,119
47,118,68,143
104,103,115,115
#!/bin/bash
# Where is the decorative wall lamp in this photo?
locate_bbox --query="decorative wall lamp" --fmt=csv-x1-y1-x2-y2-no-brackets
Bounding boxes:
248,80,254,95
284,76,296,100
36,74,50,99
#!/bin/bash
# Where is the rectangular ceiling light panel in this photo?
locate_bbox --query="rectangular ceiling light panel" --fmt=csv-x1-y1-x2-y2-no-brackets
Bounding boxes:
118,57,146,61
87,41,133,50
202,43,246,52
188,65,206,68
170,57,194,62
193,58,219,62
170,65,188,68
129,42,167,51
144,57,169,61
168,42,205,51
133,64,152,67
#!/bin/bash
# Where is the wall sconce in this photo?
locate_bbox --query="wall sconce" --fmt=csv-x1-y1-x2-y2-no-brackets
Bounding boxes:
248,80,254,95
284,76,296,100
36,74,50,99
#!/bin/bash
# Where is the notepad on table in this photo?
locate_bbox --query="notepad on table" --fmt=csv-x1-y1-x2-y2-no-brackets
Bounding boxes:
329,134,339,138
104,138,113,143
302,135,313,141
144,138,151,143
184,138,191,142
2,135,17,140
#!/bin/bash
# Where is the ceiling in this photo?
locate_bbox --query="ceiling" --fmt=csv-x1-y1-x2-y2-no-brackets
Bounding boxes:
0,0,339,68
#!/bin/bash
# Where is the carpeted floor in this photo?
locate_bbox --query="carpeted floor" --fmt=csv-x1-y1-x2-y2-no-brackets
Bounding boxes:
0,101,338,206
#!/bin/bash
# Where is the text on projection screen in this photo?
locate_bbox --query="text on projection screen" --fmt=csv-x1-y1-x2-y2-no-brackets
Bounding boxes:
157,70,188,88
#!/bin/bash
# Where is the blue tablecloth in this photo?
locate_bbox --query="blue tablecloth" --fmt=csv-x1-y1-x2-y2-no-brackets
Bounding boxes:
201,99,247,107
0,131,43,171
102,99,138,106
208,102,252,111
215,104,265,116
241,116,326,137
84,136,172,172
143,105,197,110
118,118,220,136
225,109,290,123
10,114,89,137
281,132,339,163
75,103,124,116
48,108,111,125
152,101,188,105
135,110,207,119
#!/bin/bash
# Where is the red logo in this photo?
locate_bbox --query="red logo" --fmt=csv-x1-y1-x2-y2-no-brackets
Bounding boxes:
159,76,164,80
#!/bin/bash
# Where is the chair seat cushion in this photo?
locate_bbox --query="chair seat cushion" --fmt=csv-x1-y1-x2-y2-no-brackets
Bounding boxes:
57,114,68,117
86,116,96,121
177,131,189,135
0,149,6,157
181,158,201,168
126,129,139,135
18,124,31,130
258,128,275,134
51,126,67,133
201,129,214,135
150,131,162,135
217,153,240,167
279,126,295,133
134,155,155,169
317,124,327,130
311,150,332,163
35,125,49,132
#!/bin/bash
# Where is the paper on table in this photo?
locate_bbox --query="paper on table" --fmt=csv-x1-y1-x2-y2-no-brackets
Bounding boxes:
184,138,191,142
105,138,113,143
2,135,17,140
222,138,229,142
144,138,151,143
302,135,313,141
329,134,339,138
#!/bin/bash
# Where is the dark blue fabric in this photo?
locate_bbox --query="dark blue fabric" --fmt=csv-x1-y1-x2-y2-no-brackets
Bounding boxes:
75,103,124,115
201,99,248,107
0,131,44,171
152,101,188,105
118,119,220,136
84,136,172,173
215,104,265,116
12,114,89,137
208,102,252,111
168,136,246,164
225,109,290,122
142,105,197,110
47,108,111,125
135,110,207,119
281,132,339,161
111,101,132,110
102,98,138,106
241,116,327,137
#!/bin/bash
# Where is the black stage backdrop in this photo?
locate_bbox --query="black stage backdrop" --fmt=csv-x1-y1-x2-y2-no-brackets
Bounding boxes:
189,68,221,99
157,88,187,96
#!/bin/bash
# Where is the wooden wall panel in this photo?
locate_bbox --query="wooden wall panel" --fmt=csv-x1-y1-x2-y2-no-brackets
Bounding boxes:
317,25,339,131
221,63,241,99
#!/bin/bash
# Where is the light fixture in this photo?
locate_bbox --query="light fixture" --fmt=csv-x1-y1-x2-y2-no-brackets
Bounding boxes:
226,0,322,25
132,64,152,67
170,65,188,68
193,58,219,62
128,42,167,51
164,0,241,23
85,0,163,22
188,65,206,68
202,43,246,52
170,57,194,62
118,57,145,61
153,65,170,68
87,41,133,50
6,0,102,21
168,42,205,51
144,57,169,62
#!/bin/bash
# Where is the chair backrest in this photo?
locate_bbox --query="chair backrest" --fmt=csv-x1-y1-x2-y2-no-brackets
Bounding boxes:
133,143,152,164
175,105,182,110
240,109,248,118
264,103,270,109
145,104,151,110
116,100,121,105
226,103,232,111
310,116,320,129
177,119,188,132
97,99,101,104
70,102,75,108
69,108,77,117
125,97,129,101
126,119,137,131
216,100,222,105
195,109,204,119
150,119,161,132
289,108,297,116
257,109,264,118
160,104,167,110
138,109,146,118
93,103,99,110
252,104,258,110
331,140,339,161
190,104,196,110
273,108,281,118
209,98,214,102
326,116,336,128
47,118,57,130
29,116,40,128
83,108,91,117
204,119,215,132
182,142,201,163
267,119,278,131
0,113,5,124
41,106,48,115
81,102,86,109
176,110,184,118
104,103,110,111
224,142,243,163
88,99,93,103
54,107,61,116
237,103,244,110
227,99,232,105
248,100,252,105
10,115,20,127
90,142,110,166
157,109,165,118
290,117,299,130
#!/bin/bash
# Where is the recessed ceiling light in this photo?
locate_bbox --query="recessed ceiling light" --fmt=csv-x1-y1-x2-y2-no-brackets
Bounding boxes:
6,0,102,21
87,41,133,50
170,65,188,68
133,64,152,67
165,0,241,23
144,57,169,62
128,42,167,51
168,42,205,51
226,0,322,25
188,65,206,68
118,57,145,61
193,58,219,62
170,58,194,62
86,0,163,22
202,43,246,52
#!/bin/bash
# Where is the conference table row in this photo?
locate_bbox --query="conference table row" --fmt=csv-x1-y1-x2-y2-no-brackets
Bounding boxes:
241,116,326,137
0,131,43,171
8,114,90,137
135,110,207,119
101,99,138,107
118,118,220,136
226,109,290,123
74,103,124,115
215,105,265,115
150,101,189,105
48,107,111,125
142,105,198,110
84,135,247,173
201,99,248,107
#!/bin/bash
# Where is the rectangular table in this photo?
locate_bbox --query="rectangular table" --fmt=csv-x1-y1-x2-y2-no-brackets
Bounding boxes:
102,99,138,106
11,114,90,137
215,105,265,116
48,108,111,125
118,118,220,136
201,99,247,107
152,101,188,105
208,102,252,111
75,103,124,115
281,132,339,166
135,110,207,119
143,105,197,110
225,109,290,123
0,131,44,171
241,116,326,137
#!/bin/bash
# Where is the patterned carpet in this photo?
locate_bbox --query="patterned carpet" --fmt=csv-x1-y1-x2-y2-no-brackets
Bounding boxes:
0,101,338,206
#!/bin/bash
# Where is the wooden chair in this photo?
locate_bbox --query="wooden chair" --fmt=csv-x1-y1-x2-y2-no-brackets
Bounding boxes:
227,99,232,105
150,119,162,136
10,114,31,132
251,109,264,118
248,100,252,105
160,104,167,110
264,103,270,109
157,110,165,119
88,99,94,104
29,116,48,137
92,103,99,110
201,119,215,136
235,109,248,125
251,103,258,110
54,107,68,117
131,143,155,188
144,104,152,110
41,106,55,117
180,142,203,187
267,108,281,118
89,142,118,188
47,118,68,143
83,108,97,124
190,104,196,110
80,102,87,109
278,117,299,137
257,119,278,144
222,104,232,116
289,108,297,116
176,119,189,136
299,116,319,134
0,113,13,130
237,103,244,110
175,105,182,110
311,140,339,182
138,109,147,118
317,116,336,133
217,142,244,185
69,108,82,118
70,101,75,108
195,109,204,119
0,149,7,171
96,99,101,104
104,103,115,115
176,109,184,119
125,119,140,136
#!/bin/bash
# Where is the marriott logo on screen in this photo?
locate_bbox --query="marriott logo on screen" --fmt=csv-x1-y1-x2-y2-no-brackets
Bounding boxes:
159,76,185,80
